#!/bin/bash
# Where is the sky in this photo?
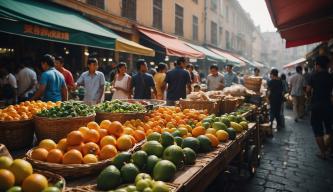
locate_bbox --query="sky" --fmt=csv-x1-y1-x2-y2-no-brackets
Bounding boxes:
237,0,276,32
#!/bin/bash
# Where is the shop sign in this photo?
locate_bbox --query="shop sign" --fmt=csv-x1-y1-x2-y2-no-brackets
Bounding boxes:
23,24,69,41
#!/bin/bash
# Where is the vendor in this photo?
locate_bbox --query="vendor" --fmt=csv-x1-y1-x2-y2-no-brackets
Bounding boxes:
224,64,238,87
207,64,224,91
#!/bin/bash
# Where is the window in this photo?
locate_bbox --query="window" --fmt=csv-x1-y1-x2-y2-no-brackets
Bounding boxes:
219,27,223,45
153,0,162,29
192,15,198,41
122,0,136,20
226,30,230,49
175,4,183,36
211,21,217,45
226,6,229,22
211,0,217,12
86,0,104,9
192,0,198,3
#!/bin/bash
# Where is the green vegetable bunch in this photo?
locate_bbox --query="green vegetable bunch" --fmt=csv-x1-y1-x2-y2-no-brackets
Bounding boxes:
95,100,146,113
37,101,95,118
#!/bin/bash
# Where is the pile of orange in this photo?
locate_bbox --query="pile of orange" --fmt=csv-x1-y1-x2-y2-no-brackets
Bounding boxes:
0,100,60,121
0,156,55,192
30,120,145,164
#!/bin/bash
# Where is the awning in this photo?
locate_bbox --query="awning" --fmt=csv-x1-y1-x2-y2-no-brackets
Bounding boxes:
253,61,265,68
0,0,154,56
232,55,251,67
265,0,333,48
283,58,306,69
136,25,204,58
207,47,245,67
185,43,226,62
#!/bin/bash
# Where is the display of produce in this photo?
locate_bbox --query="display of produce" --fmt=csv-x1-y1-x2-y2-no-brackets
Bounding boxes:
222,84,256,97
36,101,94,118
0,156,64,192
234,103,257,115
95,100,147,113
0,101,59,121
29,120,145,165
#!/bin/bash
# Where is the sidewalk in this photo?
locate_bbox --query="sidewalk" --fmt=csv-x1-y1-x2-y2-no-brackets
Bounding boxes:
206,109,333,192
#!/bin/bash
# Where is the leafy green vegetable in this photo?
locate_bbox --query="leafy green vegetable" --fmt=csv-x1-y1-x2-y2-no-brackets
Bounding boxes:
95,100,146,113
37,101,95,118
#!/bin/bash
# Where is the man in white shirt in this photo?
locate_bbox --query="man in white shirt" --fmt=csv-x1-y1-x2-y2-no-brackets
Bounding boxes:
289,66,306,122
16,60,37,101
0,68,17,104
207,64,224,91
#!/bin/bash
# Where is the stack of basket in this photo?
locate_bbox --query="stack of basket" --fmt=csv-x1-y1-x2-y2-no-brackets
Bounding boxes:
221,98,238,114
244,76,262,93
179,99,221,115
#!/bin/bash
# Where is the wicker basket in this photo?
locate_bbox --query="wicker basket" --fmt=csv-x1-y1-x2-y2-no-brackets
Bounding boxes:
35,169,66,192
95,112,148,124
244,76,262,92
0,119,34,150
0,144,12,159
221,99,238,114
26,140,144,178
34,115,95,143
179,99,221,115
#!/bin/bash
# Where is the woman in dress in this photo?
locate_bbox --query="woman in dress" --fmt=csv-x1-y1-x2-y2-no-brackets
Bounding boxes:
153,63,167,100
112,62,131,99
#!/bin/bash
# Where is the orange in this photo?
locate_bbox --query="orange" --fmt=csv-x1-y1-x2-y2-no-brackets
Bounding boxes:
38,139,57,151
128,135,137,144
100,135,117,148
116,135,133,151
57,138,68,152
0,169,15,190
107,121,124,137
78,126,89,135
22,173,48,192
133,130,145,142
46,149,63,164
216,130,229,142
192,126,206,137
98,128,108,139
99,145,118,160
66,143,84,153
82,142,100,156
87,121,100,130
123,127,135,136
31,148,48,161
9,159,33,184
100,120,111,129
205,133,219,147
83,129,100,143
83,154,98,164
63,149,83,164
67,131,84,146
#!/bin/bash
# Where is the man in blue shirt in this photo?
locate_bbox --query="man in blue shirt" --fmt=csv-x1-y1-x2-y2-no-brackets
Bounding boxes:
224,64,238,87
164,57,192,105
31,54,68,102
131,59,156,99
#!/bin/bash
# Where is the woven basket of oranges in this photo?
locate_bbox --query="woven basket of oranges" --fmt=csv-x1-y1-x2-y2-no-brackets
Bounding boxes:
26,120,145,178
0,101,59,150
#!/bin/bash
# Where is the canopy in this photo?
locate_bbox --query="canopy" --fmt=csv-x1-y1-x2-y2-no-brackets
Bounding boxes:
283,58,306,69
136,25,204,58
185,43,226,62
265,0,333,48
253,61,265,68
0,0,154,56
207,47,245,67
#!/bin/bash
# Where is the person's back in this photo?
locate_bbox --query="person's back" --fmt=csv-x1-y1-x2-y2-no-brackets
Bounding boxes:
268,79,283,102
17,67,37,99
41,68,65,102
309,71,333,106
166,66,190,101
289,72,305,96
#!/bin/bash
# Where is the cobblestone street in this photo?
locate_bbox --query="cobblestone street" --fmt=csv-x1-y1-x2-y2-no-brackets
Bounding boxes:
207,109,333,192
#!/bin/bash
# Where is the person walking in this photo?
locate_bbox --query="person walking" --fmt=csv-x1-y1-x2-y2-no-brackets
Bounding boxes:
154,63,167,100
289,66,306,122
76,58,105,105
112,62,131,99
280,73,289,128
16,58,37,102
307,56,333,159
131,59,157,99
303,67,311,116
267,69,284,130
30,54,68,102
207,64,224,91
224,64,238,87
55,56,75,91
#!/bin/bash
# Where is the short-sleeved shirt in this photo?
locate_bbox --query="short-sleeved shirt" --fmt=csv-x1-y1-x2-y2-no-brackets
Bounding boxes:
76,71,105,103
132,72,155,99
224,72,238,87
16,67,37,97
308,71,333,106
267,79,283,105
0,73,17,88
207,73,224,91
153,72,166,99
289,73,306,96
58,67,74,89
40,67,66,102
165,66,191,101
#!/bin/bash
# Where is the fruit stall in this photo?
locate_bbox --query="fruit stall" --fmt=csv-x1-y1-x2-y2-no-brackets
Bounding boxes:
0,97,265,192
